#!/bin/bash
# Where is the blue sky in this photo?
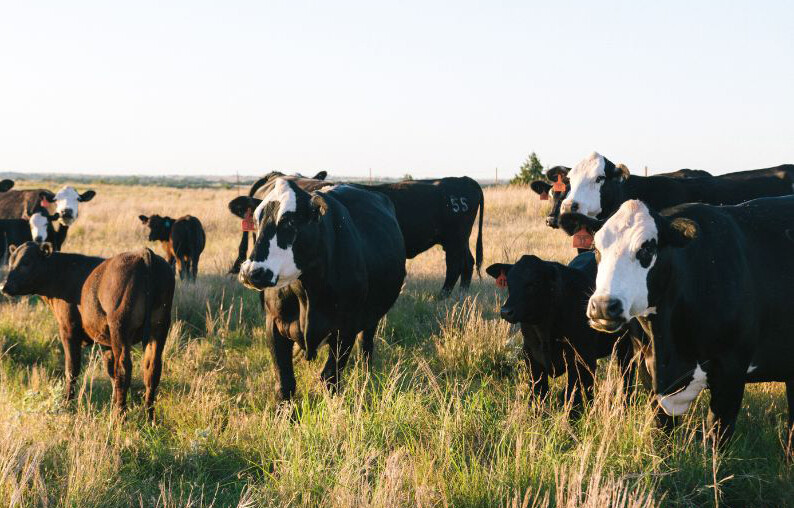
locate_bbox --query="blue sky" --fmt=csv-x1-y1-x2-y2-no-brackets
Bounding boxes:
1,1,792,179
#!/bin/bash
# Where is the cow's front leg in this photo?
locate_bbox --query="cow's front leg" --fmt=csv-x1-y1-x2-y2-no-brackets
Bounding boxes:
60,328,83,402
785,380,794,460
705,375,746,448
563,349,595,416
320,333,354,393
266,317,296,402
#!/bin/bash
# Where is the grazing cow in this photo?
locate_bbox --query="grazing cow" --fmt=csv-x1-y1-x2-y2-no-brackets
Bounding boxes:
230,173,484,297
531,166,712,230
228,171,333,274
1,242,174,420
139,214,206,281
236,178,406,401
487,252,635,411
560,151,794,222
569,196,794,450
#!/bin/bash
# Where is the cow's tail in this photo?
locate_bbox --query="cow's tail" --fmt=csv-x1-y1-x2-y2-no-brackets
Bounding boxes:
141,248,154,346
475,185,484,278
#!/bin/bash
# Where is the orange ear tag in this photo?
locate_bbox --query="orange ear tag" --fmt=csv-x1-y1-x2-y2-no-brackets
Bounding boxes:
539,191,549,201
552,174,566,193
572,228,593,249
40,198,51,207
495,270,508,288
241,208,257,232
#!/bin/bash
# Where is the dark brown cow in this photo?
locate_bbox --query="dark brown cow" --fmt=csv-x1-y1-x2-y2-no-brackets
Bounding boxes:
139,215,206,281
1,243,175,420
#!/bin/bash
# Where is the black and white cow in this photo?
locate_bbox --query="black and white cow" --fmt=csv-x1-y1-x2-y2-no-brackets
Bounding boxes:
486,251,636,412
236,178,406,401
531,165,712,230
569,197,794,450
560,152,794,222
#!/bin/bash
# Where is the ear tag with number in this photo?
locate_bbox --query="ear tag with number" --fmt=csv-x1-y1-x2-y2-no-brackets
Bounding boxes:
41,198,51,207
573,228,593,249
241,208,257,232
539,191,549,201
552,174,566,193
495,270,508,288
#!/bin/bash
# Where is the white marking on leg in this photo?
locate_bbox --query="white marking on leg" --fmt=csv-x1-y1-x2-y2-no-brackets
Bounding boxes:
658,364,708,416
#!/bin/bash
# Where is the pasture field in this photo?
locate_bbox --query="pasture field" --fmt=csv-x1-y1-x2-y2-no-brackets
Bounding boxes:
1,181,792,507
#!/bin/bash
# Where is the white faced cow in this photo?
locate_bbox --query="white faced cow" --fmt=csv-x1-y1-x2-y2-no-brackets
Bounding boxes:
569,196,794,454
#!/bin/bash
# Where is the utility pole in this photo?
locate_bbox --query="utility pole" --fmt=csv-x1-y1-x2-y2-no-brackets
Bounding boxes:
369,168,372,184
495,167,498,185
644,165,648,177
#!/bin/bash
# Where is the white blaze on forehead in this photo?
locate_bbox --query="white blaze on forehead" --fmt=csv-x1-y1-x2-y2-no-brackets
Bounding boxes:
239,235,301,290
29,213,49,241
658,364,708,416
563,152,606,217
591,200,658,320
254,178,296,223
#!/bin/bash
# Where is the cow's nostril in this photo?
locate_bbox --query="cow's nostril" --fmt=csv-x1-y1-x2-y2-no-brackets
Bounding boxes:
34,236,42,243
607,299,623,319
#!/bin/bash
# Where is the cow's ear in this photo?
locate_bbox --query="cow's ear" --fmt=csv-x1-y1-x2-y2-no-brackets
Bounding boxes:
559,212,604,237
139,215,149,224
662,217,698,247
485,263,512,279
0,179,14,192
78,190,96,202
310,195,328,221
40,191,56,202
228,196,261,219
40,243,54,257
616,163,631,181
313,170,328,180
546,166,570,181
529,180,552,196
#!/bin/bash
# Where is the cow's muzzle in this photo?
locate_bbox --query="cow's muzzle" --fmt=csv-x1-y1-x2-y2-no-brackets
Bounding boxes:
587,295,626,333
239,264,276,290
500,305,519,324
545,215,559,228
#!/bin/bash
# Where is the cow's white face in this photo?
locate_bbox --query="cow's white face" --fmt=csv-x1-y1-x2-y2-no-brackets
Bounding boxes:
53,187,81,225
658,364,708,416
590,200,658,323
28,212,49,243
239,178,301,289
562,152,606,217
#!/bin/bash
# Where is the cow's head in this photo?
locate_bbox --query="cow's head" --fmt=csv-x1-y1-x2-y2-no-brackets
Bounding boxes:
560,152,629,221
1,242,54,296
42,187,96,226
236,178,326,290
139,214,175,242
0,179,14,192
582,199,702,414
486,255,560,324
28,207,60,244
530,166,571,229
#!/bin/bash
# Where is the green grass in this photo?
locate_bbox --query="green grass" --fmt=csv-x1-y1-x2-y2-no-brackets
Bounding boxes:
0,183,792,507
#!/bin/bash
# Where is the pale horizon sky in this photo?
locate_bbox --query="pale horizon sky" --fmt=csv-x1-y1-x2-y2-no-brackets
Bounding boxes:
1,1,792,179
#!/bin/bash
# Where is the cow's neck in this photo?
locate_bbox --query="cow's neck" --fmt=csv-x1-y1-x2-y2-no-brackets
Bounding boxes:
623,175,689,211
36,253,104,302
52,223,69,250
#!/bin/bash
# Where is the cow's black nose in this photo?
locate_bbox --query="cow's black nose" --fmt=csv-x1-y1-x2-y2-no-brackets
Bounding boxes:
588,296,623,321
34,236,42,243
62,209,73,219
569,202,579,213
545,215,559,228
246,266,275,287
500,306,517,323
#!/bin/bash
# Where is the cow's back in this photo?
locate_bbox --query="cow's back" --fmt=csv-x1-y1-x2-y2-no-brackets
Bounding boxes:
172,215,206,258
0,190,49,219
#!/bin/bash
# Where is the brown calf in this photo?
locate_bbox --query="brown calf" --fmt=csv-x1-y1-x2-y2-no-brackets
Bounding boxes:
1,242,175,420
139,214,206,281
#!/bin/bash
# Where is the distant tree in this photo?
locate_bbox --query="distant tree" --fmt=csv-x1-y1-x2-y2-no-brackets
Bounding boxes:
511,152,544,185
402,173,414,181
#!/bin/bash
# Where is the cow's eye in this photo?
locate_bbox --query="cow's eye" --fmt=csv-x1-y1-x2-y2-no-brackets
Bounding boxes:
636,245,655,268
595,176,606,183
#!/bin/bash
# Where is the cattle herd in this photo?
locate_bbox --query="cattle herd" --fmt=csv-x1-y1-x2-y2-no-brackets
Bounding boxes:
1,155,794,459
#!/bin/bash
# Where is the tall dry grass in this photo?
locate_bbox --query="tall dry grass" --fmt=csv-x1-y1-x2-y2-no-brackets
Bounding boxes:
0,180,790,507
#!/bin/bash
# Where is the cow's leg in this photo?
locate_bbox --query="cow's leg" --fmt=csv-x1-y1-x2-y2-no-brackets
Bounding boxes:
459,248,475,291
266,317,296,402
439,244,463,297
321,334,355,393
175,257,187,280
60,330,83,402
357,324,378,365
191,254,200,281
142,330,167,422
563,350,595,416
785,380,794,460
525,354,549,399
705,376,746,447
109,325,132,415
229,232,251,274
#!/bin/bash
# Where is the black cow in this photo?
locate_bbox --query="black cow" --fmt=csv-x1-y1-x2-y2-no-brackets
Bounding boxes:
486,252,635,412
0,207,63,263
560,151,794,222
230,173,484,297
531,166,713,230
569,196,794,451
139,214,206,281
236,178,406,401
